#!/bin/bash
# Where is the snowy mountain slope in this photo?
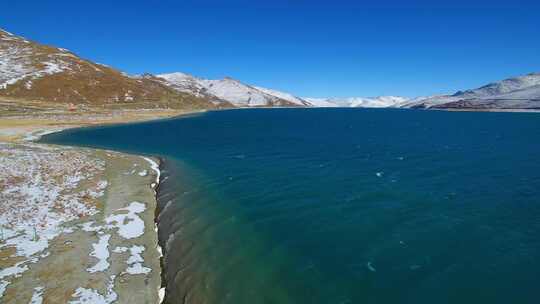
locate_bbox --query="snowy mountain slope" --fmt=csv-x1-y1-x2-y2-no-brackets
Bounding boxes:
0,28,215,109
453,73,540,99
252,86,311,106
302,98,341,107
303,96,410,108
402,73,540,109
492,84,540,100
200,77,287,107
151,72,206,96
157,72,410,108
157,73,305,107
4,28,537,111
400,95,460,108
0,29,79,90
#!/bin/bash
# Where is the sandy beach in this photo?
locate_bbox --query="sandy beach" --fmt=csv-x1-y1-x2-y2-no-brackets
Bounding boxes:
0,99,196,303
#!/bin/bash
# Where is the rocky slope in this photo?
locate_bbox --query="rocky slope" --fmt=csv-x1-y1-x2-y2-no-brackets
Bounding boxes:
0,29,215,110
403,73,540,109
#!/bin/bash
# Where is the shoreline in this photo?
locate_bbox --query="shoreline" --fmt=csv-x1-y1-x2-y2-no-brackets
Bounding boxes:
2,104,538,302
0,108,189,303
141,156,166,303
0,141,163,302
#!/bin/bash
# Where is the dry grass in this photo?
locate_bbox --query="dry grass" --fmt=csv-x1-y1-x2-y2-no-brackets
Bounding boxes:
0,98,205,142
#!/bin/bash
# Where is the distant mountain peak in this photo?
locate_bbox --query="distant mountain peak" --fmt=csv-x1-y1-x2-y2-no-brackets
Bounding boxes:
400,72,540,109
303,96,410,108
3,27,537,111
157,72,307,107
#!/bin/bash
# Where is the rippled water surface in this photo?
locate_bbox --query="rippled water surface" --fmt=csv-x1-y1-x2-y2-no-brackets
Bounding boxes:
43,108,540,304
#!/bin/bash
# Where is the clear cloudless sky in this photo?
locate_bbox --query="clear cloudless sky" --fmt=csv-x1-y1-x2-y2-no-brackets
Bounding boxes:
2,0,540,98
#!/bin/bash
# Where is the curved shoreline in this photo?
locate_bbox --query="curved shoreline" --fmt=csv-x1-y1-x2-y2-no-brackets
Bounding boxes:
0,110,193,303
141,156,166,303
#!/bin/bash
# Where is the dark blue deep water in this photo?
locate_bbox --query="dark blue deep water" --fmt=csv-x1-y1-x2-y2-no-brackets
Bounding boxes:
42,108,540,304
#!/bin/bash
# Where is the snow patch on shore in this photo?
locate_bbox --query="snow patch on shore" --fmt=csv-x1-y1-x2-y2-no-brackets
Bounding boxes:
30,287,44,304
112,246,129,253
81,202,147,241
69,275,117,304
0,143,107,298
23,129,64,142
0,281,8,299
142,157,160,186
125,245,151,275
142,156,165,302
87,234,111,273
105,202,146,239
0,260,30,279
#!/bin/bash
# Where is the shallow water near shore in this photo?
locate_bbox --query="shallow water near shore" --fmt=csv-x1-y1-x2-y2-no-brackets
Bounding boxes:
42,108,540,304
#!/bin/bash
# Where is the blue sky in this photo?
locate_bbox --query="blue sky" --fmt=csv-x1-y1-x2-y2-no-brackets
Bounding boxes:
2,0,539,98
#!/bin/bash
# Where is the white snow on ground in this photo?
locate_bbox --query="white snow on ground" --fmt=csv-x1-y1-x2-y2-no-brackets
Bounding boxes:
87,180,108,199
142,156,165,302
69,275,117,304
81,202,146,242
105,202,146,239
125,245,151,275
29,286,44,304
81,201,147,241
87,234,111,273
112,246,129,253
0,280,8,299
0,30,73,89
158,288,165,303
0,261,30,279
142,157,160,186
23,129,64,142
0,144,105,256
0,143,107,298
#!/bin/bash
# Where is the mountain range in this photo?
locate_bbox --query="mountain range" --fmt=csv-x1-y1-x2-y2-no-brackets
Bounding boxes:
1,28,539,110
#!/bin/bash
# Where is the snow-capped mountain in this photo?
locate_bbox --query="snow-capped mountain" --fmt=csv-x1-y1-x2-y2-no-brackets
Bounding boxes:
402,73,540,109
453,72,540,99
0,29,71,90
3,27,538,111
303,96,410,108
0,28,214,109
157,72,412,108
156,72,309,107
252,86,311,106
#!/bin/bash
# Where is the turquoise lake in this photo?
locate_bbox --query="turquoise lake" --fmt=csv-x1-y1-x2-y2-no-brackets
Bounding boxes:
42,108,540,304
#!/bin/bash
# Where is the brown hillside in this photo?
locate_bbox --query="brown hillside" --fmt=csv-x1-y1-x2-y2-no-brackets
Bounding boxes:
0,28,222,110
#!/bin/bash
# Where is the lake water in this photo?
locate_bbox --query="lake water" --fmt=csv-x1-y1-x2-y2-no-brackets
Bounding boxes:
42,108,540,304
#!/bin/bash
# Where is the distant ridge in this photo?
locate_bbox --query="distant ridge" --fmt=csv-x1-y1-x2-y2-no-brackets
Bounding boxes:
303,96,410,108
155,72,310,107
1,27,538,110
400,73,540,109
